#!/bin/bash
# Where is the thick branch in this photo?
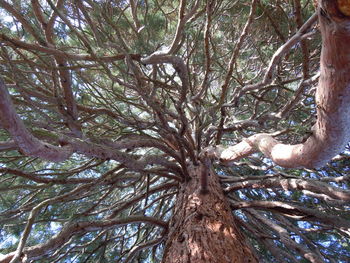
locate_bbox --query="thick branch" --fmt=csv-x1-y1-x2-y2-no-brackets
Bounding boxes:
0,140,16,151
223,176,350,201
204,4,350,168
0,78,73,162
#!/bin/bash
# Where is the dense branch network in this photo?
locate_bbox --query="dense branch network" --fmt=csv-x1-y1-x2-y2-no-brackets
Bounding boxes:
0,0,349,262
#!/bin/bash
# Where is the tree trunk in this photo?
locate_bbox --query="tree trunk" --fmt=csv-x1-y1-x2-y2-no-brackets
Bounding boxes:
162,164,258,263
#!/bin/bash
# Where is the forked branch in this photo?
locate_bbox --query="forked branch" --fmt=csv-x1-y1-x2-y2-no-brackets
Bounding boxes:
204,1,350,169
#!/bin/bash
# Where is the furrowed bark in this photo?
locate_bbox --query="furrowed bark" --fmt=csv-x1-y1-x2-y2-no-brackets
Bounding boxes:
204,1,350,169
162,164,258,263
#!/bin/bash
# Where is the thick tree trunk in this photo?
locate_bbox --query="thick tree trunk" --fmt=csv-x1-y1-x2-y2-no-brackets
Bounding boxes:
162,164,258,263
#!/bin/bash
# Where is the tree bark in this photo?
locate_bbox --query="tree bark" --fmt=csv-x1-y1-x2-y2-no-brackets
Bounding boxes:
162,164,258,263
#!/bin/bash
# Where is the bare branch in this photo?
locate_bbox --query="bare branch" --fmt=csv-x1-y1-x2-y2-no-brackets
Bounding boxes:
1,216,167,263
231,200,350,228
0,78,73,162
230,12,318,103
224,176,350,202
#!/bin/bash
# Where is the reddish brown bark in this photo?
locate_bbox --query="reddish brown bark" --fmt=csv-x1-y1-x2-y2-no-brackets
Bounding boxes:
162,164,258,263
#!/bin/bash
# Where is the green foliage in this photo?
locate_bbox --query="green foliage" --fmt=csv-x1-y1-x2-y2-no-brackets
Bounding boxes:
0,0,349,262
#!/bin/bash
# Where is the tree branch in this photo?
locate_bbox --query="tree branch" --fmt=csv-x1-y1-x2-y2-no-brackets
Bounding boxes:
223,175,350,202
203,4,350,168
231,200,350,228
0,78,73,162
229,12,318,105
0,216,167,263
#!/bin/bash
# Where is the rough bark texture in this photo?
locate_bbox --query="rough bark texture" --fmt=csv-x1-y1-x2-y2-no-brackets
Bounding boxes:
162,164,258,263
204,0,350,169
